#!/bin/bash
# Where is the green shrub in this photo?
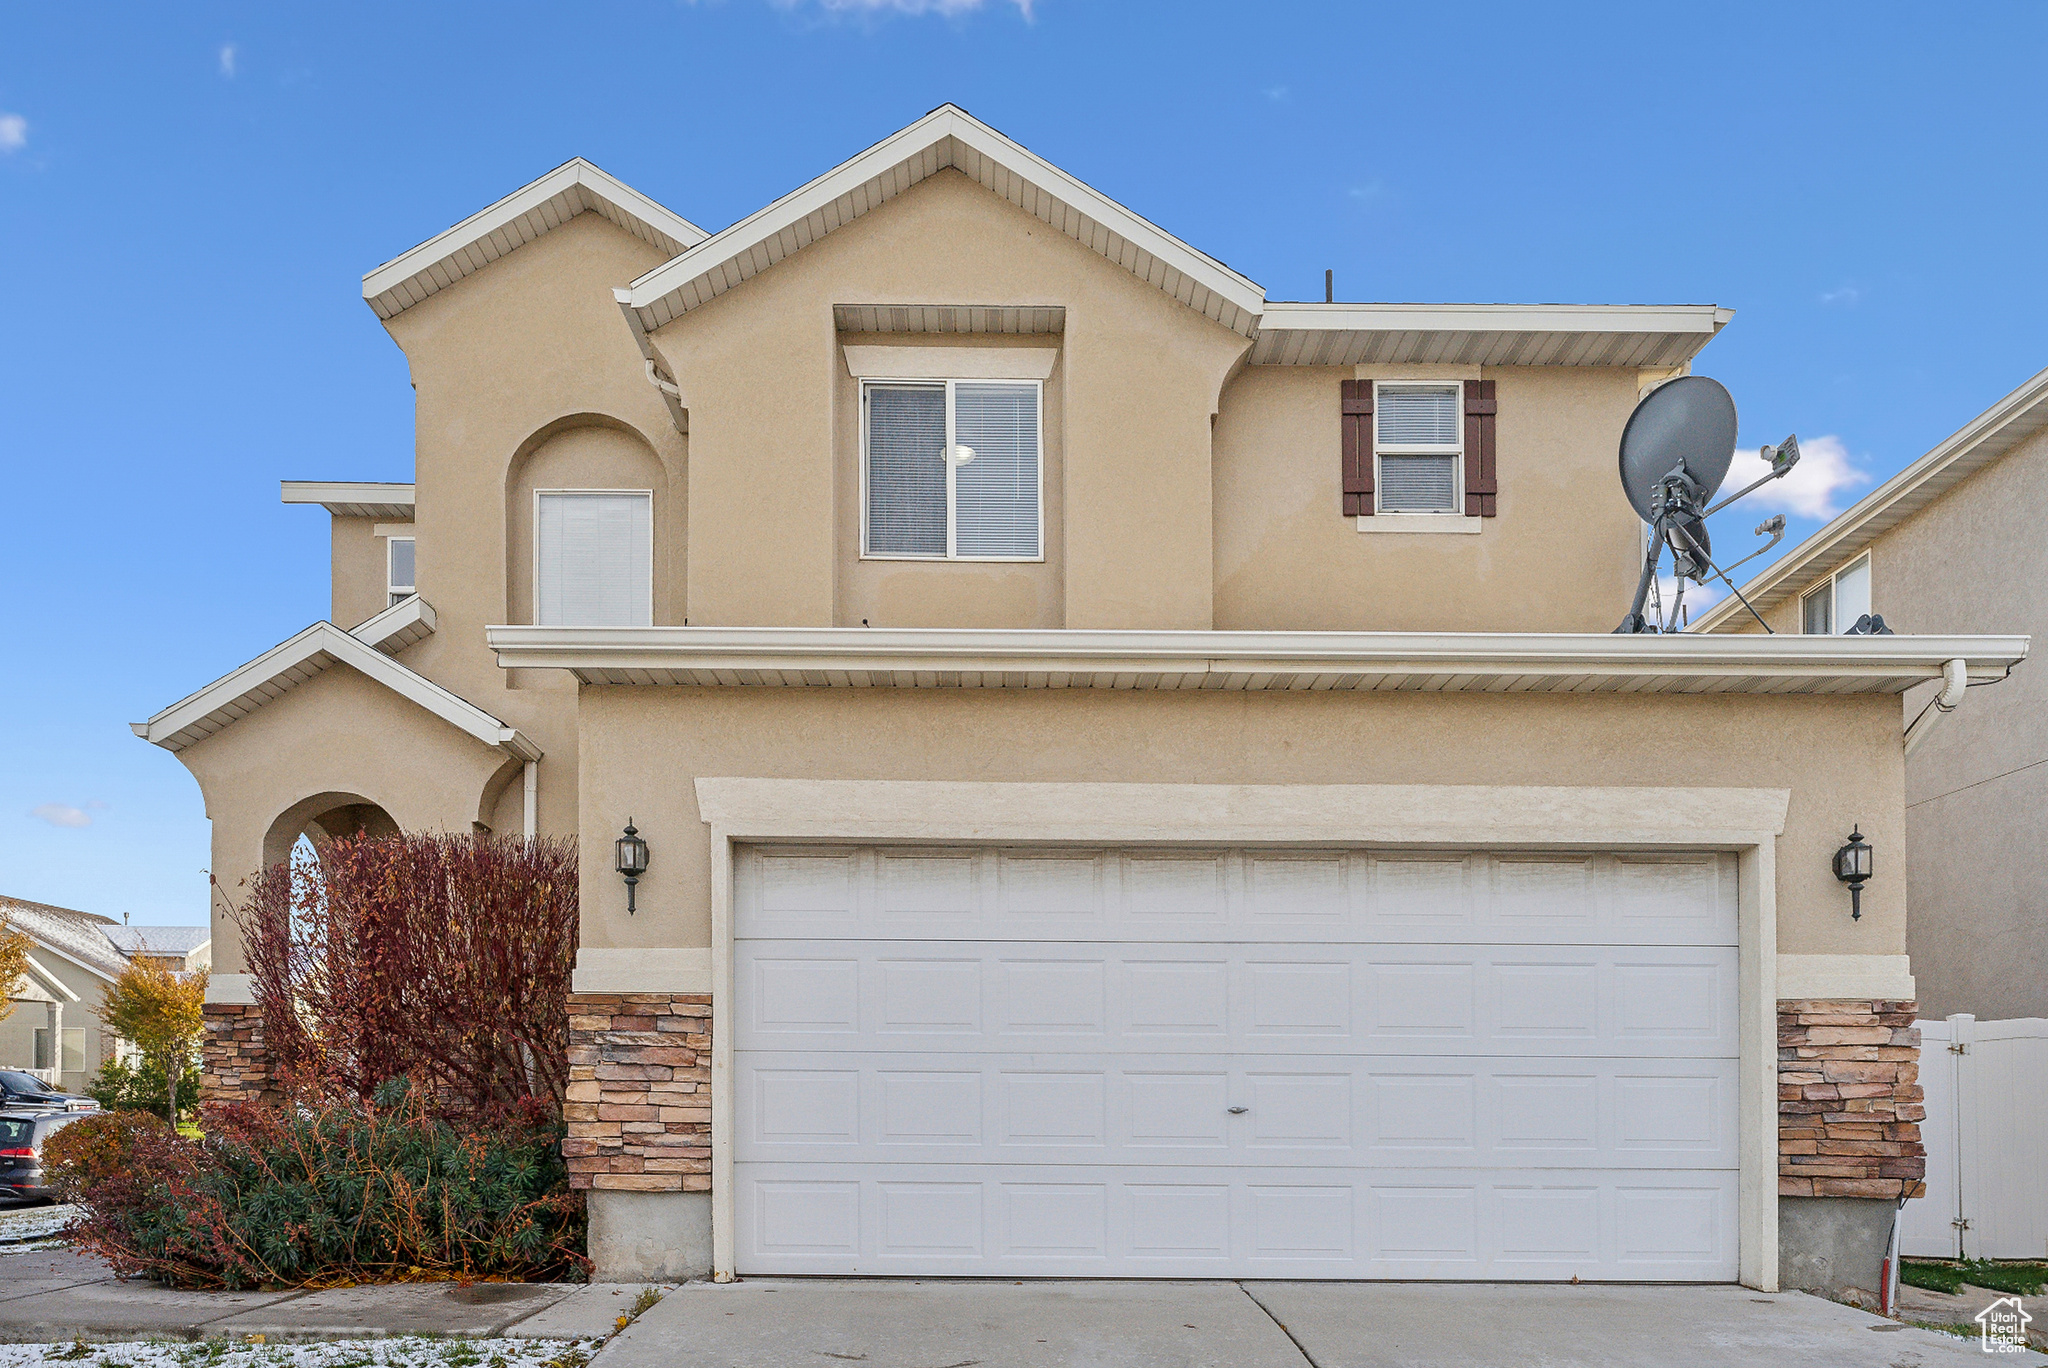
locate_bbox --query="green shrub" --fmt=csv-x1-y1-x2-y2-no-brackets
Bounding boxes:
50,1078,585,1288
87,1056,202,1121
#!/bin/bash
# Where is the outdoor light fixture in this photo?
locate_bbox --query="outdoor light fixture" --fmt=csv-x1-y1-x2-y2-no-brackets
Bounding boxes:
1833,827,1873,921
615,819,650,914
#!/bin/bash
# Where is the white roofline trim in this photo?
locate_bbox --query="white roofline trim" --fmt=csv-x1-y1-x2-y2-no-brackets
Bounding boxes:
1259,303,1733,334
484,625,2026,697
1694,363,2048,632
620,104,1266,339
363,158,708,322
281,481,416,519
1249,303,1733,368
19,953,84,1000
349,594,437,654
20,943,115,989
134,614,539,761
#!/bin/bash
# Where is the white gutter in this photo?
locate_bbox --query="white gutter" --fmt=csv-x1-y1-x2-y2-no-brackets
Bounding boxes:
523,761,538,840
1903,657,1971,756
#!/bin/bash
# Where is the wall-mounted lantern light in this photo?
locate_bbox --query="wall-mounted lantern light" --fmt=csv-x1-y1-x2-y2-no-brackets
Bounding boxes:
615,819,650,914
1833,827,1873,921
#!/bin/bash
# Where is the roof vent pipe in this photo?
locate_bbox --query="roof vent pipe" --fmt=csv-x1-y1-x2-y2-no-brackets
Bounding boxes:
1903,657,1969,756
1325,269,1333,304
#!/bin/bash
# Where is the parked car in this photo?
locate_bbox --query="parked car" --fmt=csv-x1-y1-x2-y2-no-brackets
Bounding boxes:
0,1070,96,1113
0,1109,89,1202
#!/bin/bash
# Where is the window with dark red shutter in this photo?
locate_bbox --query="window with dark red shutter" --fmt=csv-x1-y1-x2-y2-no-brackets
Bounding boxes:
1341,379,1374,516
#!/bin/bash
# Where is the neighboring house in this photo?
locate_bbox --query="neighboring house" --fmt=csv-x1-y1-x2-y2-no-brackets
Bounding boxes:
0,897,211,1093
1693,366,2048,1022
128,105,2026,1297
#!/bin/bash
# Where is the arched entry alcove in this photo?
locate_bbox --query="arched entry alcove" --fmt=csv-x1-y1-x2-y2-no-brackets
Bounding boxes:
261,790,400,870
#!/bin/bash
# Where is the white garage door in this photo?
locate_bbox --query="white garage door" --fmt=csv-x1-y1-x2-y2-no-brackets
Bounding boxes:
734,845,1739,1280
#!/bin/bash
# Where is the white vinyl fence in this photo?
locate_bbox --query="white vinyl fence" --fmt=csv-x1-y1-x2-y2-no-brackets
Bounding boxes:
1901,1015,2048,1260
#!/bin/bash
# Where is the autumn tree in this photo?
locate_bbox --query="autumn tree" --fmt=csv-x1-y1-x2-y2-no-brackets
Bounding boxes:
0,912,29,1025
97,951,207,1126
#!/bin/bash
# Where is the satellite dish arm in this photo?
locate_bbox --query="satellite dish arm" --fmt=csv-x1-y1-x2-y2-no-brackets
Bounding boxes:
1703,435,1800,517
1667,520,1774,634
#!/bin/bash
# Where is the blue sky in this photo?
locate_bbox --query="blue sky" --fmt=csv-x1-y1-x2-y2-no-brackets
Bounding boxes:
4,2,2046,924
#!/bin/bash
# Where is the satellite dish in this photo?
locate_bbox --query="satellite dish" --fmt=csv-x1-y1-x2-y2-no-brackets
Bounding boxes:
1617,375,1738,521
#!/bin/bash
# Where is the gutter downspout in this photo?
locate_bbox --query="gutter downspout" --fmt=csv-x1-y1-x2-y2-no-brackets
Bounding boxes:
523,761,538,841
1903,658,1969,756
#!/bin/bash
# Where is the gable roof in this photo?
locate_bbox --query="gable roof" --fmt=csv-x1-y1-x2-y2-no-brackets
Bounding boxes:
0,897,127,984
131,599,539,761
102,926,212,959
618,104,1268,339
1694,363,2048,632
363,158,709,321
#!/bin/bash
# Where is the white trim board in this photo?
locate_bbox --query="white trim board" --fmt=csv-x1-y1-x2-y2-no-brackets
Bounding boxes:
483,625,2028,696
131,614,538,762
363,158,707,321
691,777,1786,1291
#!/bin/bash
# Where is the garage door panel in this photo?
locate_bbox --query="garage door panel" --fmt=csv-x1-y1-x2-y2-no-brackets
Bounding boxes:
736,1052,1739,1169
739,847,1736,946
734,843,1739,1282
737,941,1738,1057
733,1163,1739,1280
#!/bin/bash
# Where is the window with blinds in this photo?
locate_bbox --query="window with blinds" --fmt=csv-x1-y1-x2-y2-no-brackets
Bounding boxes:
387,536,415,608
1374,382,1462,513
863,379,1041,559
535,490,652,626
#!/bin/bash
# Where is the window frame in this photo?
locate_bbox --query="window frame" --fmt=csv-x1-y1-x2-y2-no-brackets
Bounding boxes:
531,487,656,627
1801,552,1872,635
1372,379,1465,516
858,376,1045,563
386,535,416,608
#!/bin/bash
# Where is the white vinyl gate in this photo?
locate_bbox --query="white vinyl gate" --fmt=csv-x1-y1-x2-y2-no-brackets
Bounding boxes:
733,845,1741,1280
1901,1015,2048,1260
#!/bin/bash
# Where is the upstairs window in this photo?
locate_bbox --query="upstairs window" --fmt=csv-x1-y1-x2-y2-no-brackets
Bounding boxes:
535,490,652,626
386,536,416,607
863,379,1042,560
1374,383,1463,513
1801,553,1872,634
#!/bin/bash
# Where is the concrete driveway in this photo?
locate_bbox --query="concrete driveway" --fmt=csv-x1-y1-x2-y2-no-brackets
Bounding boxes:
595,1278,2048,1368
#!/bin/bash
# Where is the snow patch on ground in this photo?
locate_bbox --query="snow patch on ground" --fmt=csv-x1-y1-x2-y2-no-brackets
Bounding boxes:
0,1202,77,1252
0,1337,599,1367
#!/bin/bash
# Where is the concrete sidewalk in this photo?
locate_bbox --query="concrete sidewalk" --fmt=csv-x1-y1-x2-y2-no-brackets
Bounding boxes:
0,1246,654,1343
595,1277,2048,1368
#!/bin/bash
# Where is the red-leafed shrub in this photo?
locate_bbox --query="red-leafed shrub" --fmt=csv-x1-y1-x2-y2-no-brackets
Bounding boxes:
236,832,578,1115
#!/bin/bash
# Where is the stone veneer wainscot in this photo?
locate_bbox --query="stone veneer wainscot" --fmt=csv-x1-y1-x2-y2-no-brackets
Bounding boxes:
1778,998,1927,1198
563,993,712,1192
199,1003,278,1108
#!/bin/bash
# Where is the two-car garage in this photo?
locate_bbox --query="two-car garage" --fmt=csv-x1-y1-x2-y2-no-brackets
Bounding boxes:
731,843,1740,1281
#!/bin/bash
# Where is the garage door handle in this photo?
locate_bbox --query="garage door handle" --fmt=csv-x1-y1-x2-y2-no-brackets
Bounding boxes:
1227,1106,1248,1115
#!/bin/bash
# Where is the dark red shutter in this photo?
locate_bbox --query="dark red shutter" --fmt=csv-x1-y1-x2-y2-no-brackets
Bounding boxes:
1341,380,1374,516
1464,379,1498,517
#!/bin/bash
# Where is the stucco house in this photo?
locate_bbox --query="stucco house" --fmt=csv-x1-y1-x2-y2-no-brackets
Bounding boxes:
1694,366,2048,1022
130,105,2026,1296
1,896,212,1092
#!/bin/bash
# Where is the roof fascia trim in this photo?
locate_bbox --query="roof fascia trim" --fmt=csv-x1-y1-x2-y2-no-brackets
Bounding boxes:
1694,364,2048,631
134,618,539,761
20,953,83,1000
621,105,1265,336
20,943,115,989
1257,303,1732,334
363,158,708,321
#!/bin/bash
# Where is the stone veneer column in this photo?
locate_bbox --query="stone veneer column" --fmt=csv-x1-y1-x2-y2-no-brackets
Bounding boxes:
562,993,712,1193
199,1003,276,1108
1778,998,1927,1198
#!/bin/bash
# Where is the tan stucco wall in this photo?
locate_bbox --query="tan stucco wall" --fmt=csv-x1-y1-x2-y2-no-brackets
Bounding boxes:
176,665,521,974
573,686,1905,961
331,515,393,631
1213,365,1643,631
646,169,1248,632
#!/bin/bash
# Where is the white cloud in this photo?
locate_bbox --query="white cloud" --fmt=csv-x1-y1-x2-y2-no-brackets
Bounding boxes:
0,114,25,153
1263,84,1289,102
219,42,238,77
1820,283,1862,306
1654,573,1725,628
1347,180,1385,202
1735,433,1870,520
31,802,96,828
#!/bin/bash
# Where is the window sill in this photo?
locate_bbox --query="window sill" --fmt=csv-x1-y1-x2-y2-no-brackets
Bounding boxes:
858,553,1048,564
1355,513,1484,534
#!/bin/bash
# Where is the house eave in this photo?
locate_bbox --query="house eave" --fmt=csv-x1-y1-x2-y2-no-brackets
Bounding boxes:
1248,303,1732,368
280,481,417,520
484,626,2026,696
